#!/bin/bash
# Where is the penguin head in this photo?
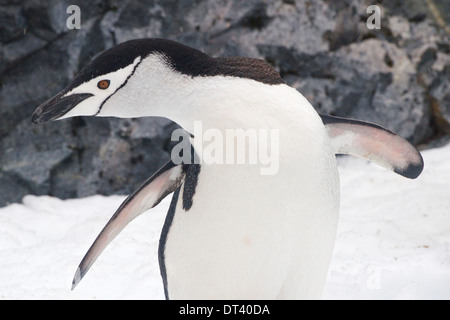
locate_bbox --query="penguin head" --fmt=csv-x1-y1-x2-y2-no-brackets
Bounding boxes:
31,39,205,124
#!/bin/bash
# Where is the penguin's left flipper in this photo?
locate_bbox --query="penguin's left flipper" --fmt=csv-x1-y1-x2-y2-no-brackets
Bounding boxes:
71,161,185,290
321,114,424,179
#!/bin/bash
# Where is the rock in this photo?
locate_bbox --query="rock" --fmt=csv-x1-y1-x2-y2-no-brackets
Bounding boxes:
0,0,448,207
429,65,450,134
0,118,75,204
331,39,429,143
0,5,26,43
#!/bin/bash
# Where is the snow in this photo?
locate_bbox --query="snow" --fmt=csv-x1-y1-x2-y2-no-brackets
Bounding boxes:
1,143,449,300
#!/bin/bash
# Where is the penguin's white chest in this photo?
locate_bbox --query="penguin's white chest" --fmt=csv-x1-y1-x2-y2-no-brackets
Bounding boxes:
162,114,340,299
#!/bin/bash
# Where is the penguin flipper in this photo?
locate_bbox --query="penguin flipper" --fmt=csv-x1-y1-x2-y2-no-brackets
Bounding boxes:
320,114,424,179
71,161,185,290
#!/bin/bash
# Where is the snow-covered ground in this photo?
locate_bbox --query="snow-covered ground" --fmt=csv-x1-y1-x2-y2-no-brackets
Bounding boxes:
1,143,449,300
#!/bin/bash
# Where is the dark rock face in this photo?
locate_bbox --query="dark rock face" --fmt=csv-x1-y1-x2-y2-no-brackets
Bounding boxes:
0,0,449,206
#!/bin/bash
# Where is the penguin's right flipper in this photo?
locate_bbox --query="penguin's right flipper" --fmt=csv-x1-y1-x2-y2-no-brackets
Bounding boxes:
320,114,424,179
71,161,185,290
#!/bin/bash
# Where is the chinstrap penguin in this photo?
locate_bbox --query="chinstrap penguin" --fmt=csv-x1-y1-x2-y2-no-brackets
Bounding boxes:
32,38,423,299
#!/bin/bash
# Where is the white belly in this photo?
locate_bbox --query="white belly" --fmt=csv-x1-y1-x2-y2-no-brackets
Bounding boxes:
162,117,340,299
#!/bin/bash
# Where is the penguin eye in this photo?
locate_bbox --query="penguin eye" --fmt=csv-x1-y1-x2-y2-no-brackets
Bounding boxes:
97,80,110,90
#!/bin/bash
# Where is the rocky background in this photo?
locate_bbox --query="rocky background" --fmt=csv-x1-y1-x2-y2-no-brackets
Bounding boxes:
0,0,449,207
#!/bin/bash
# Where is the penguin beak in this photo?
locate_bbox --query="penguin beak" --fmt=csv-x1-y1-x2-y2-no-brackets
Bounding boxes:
31,92,94,125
